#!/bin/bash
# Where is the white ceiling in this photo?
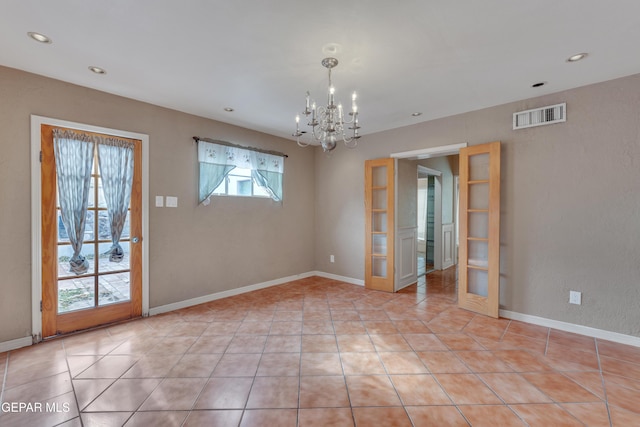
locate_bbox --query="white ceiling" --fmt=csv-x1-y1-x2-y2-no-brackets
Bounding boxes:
2,1,640,143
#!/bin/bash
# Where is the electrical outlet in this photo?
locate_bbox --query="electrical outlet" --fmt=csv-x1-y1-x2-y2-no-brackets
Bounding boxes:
330,255,335,263
569,290,582,305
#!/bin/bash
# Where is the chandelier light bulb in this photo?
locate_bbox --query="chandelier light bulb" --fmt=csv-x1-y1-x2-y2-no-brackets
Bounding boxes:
328,85,335,107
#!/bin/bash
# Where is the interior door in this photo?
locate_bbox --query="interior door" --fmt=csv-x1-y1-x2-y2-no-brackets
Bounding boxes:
365,158,395,292
41,124,143,337
458,141,501,317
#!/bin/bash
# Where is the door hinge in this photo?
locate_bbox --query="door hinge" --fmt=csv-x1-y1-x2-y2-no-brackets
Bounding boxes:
39,151,42,162
40,300,42,312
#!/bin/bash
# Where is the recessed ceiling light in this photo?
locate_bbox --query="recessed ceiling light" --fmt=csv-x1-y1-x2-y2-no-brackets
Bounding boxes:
27,32,52,44
322,43,342,56
531,82,546,88
88,66,107,75
223,107,234,112
567,52,588,62
411,112,422,117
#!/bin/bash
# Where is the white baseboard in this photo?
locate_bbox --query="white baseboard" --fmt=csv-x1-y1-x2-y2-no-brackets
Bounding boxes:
149,271,365,316
6,277,639,352
149,271,318,316
500,309,640,348
312,271,364,287
0,336,33,353
1,271,362,352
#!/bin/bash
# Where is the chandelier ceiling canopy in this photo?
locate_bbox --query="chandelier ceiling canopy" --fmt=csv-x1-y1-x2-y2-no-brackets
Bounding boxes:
293,57,361,152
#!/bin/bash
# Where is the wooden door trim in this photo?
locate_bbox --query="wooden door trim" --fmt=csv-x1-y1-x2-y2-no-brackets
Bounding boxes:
57,303,133,334
130,139,143,317
30,115,149,342
40,125,57,337
487,141,501,317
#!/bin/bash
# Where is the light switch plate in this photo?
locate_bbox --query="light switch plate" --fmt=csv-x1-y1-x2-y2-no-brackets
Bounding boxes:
155,196,164,207
166,196,178,207
569,290,582,305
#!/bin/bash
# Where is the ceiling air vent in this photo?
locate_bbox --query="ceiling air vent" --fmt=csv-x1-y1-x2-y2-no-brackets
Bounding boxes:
513,103,566,130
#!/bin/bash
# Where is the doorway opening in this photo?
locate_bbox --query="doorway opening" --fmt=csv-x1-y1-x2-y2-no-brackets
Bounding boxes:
417,169,439,276
392,143,464,293
388,141,501,318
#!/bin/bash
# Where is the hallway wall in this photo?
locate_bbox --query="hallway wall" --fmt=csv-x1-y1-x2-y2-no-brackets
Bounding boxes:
314,73,640,337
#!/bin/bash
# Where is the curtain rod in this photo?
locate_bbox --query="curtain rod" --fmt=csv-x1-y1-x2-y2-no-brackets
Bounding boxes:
193,136,288,158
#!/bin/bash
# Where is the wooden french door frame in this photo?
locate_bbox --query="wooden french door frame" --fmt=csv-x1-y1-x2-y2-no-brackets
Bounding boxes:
458,141,501,318
30,115,149,342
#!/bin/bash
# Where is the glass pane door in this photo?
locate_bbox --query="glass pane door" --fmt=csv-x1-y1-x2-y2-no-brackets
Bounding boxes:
41,123,143,338
365,158,395,292
56,150,132,313
458,142,501,317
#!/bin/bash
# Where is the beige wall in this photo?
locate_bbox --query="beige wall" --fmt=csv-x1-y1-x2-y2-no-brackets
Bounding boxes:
315,73,640,337
0,66,315,343
2,64,639,343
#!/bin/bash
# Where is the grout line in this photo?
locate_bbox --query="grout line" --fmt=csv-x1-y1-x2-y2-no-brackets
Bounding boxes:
499,319,512,341
544,327,551,356
328,293,358,427
505,405,530,427
294,296,312,427
60,339,84,427
178,319,224,424
5,275,628,425
594,339,614,427
73,320,178,419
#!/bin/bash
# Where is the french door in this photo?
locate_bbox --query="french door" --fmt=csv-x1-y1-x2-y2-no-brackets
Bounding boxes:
365,158,395,292
41,124,143,337
458,141,501,317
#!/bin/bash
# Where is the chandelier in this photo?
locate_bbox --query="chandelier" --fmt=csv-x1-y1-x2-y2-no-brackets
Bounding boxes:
293,57,361,152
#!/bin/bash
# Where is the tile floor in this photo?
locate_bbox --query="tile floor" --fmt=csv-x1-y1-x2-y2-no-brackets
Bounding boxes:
1,268,640,426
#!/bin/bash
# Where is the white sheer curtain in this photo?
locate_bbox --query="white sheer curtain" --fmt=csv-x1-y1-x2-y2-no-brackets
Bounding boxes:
53,129,95,275
97,137,135,262
198,140,284,204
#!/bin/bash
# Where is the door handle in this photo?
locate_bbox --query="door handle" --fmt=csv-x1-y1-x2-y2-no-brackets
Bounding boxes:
132,236,140,244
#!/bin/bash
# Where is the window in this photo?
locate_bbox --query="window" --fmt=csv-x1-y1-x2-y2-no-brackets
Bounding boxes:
197,140,284,204
212,167,270,197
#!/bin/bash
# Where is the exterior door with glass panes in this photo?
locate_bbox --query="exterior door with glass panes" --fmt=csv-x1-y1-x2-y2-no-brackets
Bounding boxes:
458,141,501,318
41,125,142,337
365,158,395,292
